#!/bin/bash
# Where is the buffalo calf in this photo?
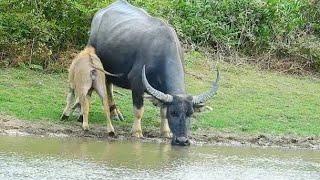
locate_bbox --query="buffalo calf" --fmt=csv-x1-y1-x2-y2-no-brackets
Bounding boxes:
60,46,118,135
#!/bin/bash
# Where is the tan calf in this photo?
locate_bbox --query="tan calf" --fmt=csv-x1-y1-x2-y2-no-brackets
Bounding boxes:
60,46,118,135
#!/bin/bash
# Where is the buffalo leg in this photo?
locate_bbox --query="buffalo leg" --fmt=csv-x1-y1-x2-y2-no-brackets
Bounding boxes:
106,82,124,121
132,106,144,138
131,92,144,138
160,106,171,138
60,88,75,120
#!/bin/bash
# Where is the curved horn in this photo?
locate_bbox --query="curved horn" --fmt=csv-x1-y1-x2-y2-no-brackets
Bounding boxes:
192,69,220,105
142,65,173,103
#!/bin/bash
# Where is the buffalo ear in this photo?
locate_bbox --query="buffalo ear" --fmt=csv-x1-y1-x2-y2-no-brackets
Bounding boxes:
193,102,213,113
193,102,206,113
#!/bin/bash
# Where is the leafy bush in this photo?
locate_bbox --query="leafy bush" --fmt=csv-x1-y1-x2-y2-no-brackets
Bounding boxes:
1,0,320,72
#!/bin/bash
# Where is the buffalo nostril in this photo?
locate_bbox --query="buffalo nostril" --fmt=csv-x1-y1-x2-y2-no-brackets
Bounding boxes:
184,139,190,146
171,137,181,145
179,138,190,146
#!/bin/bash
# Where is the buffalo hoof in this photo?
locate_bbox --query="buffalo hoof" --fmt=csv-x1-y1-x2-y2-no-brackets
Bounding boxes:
161,131,172,138
132,131,143,138
60,114,69,121
82,125,89,131
108,131,115,137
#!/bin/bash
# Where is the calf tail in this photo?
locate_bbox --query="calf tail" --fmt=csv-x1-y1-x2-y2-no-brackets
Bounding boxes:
88,53,122,77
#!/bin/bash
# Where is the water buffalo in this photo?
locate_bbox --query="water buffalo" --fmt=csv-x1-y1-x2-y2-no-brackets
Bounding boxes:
88,0,220,145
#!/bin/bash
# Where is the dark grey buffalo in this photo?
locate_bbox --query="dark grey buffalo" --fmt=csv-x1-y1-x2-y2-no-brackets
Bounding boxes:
88,0,219,146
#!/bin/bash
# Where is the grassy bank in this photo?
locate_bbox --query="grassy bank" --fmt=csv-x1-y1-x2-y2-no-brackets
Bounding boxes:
0,52,319,137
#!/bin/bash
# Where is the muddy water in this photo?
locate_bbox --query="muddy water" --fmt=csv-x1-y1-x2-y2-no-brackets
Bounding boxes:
0,136,319,180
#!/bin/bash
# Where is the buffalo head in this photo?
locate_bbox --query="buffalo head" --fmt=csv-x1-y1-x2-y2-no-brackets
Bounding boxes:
142,66,220,146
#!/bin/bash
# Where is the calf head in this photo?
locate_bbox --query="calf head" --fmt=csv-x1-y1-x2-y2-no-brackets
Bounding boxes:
142,66,220,146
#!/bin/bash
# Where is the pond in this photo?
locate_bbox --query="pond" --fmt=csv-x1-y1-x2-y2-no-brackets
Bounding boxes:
0,136,319,179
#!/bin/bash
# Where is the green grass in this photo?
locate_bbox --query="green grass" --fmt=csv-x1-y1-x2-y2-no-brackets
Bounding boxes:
1,51,320,137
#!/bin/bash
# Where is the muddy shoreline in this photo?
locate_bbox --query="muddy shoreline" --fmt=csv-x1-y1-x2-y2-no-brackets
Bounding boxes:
0,114,319,150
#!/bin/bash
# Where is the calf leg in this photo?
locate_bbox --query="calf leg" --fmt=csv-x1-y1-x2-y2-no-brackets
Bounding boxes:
60,88,75,120
79,93,90,131
94,80,115,136
160,106,171,138
106,82,124,121
131,92,144,138
72,89,93,122
75,82,92,131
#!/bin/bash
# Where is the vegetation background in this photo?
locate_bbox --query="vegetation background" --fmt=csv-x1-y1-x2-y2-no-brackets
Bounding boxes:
1,0,320,73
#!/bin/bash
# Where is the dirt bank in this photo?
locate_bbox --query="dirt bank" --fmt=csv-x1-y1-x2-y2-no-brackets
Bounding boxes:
0,114,319,150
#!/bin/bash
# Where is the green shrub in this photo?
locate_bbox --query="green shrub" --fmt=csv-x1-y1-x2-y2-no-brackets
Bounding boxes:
1,0,320,72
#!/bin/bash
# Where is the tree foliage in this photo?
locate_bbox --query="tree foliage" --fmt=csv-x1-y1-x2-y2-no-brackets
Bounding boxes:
1,0,319,71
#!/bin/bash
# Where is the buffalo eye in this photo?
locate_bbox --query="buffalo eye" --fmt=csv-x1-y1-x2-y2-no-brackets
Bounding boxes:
170,110,179,117
186,109,193,117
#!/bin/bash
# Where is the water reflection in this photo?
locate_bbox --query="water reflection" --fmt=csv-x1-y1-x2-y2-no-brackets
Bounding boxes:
0,136,319,179
0,136,193,169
